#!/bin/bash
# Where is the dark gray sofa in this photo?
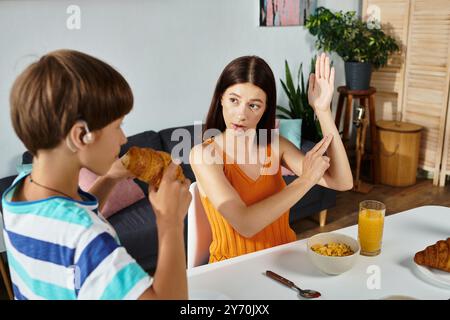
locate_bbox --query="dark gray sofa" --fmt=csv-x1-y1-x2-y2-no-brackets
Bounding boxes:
0,124,336,273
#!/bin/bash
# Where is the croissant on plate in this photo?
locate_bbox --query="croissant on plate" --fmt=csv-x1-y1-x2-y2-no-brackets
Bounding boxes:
414,237,450,273
121,146,185,188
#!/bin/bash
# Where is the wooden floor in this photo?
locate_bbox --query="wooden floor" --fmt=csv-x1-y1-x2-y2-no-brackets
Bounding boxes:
0,277,7,300
291,177,450,240
1,177,449,300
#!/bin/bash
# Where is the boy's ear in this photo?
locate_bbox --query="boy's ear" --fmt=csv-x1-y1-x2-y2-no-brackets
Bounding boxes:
66,121,94,152
65,135,77,153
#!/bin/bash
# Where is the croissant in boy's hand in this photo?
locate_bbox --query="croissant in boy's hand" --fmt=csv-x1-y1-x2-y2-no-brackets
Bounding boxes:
414,238,450,273
121,146,185,188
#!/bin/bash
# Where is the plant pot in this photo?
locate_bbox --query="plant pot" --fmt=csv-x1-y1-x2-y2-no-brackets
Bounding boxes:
345,62,372,90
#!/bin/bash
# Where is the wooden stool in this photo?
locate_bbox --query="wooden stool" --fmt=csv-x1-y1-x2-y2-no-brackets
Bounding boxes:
335,86,379,184
353,105,374,193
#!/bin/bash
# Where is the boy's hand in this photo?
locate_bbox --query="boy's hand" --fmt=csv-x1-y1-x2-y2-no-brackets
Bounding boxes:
149,161,192,228
106,156,135,180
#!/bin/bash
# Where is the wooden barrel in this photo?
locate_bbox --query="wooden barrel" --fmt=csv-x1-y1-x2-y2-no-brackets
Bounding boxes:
376,121,423,187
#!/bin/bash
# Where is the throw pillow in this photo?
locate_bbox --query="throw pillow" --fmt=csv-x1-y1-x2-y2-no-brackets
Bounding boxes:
279,118,302,149
78,168,145,219
276,119,301,176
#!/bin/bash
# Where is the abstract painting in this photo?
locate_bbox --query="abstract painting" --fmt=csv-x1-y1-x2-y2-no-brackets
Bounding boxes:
260,0,317,27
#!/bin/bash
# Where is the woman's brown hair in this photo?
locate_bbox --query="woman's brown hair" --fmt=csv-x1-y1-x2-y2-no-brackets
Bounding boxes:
204,56,276,145
10,49,133,155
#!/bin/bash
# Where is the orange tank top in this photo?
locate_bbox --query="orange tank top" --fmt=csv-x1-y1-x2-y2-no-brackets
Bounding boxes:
200,138,296,263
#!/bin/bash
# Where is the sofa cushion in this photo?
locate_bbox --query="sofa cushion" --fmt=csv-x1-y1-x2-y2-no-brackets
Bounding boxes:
301,138,316,153
107,197,158,272
289,186,336,223
119,130,162,156
0,175,17,213
79,168,145,218
283,175,336,223
279,118,303,149
22,152,32,165
159,124,200,154
159,125,203,183
283,175,321,208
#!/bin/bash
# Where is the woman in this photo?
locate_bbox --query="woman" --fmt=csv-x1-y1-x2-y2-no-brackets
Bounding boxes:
190,53,353,263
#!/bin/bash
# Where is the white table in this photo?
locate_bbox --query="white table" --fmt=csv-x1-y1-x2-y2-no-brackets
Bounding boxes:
187,206,450,300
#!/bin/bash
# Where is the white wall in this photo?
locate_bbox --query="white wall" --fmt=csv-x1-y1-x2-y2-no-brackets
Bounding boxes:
0,0,359,178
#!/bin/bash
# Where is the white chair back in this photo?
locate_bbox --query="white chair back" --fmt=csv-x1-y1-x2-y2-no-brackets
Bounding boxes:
187,182,211,269
0,212,5,253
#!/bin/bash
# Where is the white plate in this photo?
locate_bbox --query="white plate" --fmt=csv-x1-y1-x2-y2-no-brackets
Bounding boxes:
415,263,450,289
189,289,231,300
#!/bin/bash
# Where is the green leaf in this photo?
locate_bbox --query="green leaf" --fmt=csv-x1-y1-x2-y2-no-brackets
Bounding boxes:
297,62,302,85
279,79,290,97
276,106,292,118
300,63,306,94
280,80,297,113
310,56,316,74
298,96,305,115
304,6,399,69
284,60,296,98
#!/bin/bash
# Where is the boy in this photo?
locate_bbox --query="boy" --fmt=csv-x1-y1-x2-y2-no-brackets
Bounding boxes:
1,49,191,299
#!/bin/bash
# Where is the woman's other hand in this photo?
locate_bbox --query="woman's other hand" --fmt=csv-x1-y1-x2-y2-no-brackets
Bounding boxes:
301,134,333,185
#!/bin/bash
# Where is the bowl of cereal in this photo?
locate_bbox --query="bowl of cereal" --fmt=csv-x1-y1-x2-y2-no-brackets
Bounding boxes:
307,232,360,275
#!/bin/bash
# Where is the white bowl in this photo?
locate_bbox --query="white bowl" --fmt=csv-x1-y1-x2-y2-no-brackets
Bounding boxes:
307,232,360,275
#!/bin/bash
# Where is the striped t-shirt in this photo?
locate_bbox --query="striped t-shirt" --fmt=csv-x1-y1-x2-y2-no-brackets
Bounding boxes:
1,166,152,300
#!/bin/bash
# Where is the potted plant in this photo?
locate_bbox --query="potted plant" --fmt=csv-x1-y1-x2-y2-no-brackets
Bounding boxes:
305,7,399,90
277,59,322,142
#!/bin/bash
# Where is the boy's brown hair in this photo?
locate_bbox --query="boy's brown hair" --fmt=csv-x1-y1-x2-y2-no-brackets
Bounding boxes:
10,49,133,156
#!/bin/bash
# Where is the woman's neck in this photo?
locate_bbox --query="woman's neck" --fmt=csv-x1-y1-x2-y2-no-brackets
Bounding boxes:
222,130,260,165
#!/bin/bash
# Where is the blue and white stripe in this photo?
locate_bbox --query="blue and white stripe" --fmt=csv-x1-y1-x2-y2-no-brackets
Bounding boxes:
1,169,152,300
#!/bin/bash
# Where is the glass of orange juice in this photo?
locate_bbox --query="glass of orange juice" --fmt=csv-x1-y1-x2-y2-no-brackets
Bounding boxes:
358,200,385,256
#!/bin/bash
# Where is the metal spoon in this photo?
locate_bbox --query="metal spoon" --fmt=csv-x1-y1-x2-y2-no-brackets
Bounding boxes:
265,270,321,299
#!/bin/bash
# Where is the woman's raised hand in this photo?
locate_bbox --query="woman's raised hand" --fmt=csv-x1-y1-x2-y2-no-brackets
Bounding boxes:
308,52,335,113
